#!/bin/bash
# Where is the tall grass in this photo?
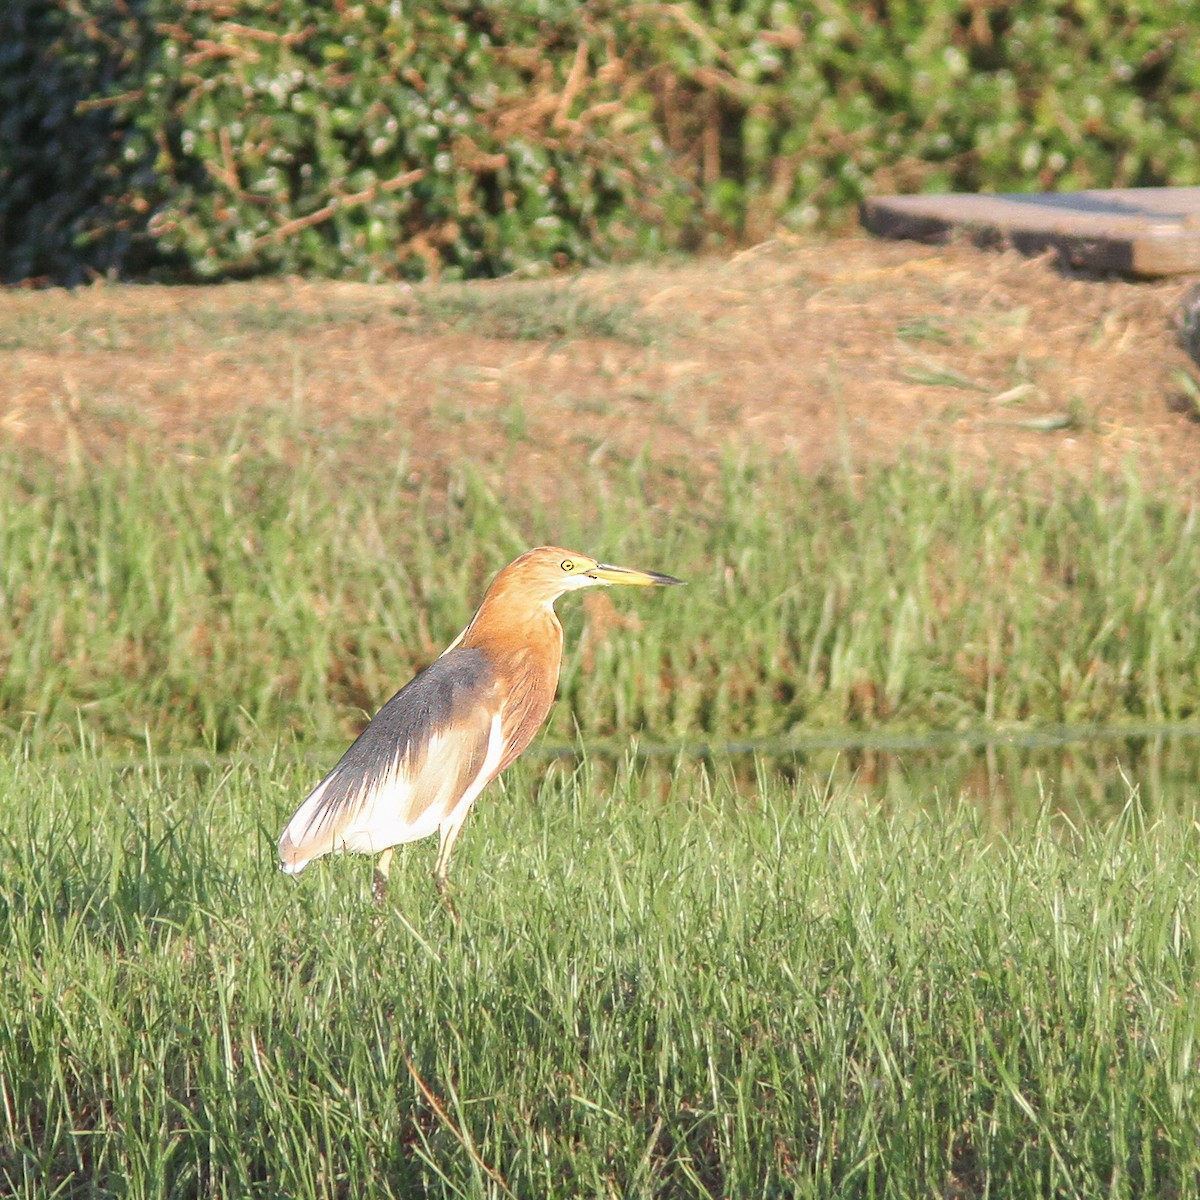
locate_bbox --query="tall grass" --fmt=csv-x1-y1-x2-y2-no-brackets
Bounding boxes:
5,422,1200,1197
2,749,1199,1198
3,438,1200,756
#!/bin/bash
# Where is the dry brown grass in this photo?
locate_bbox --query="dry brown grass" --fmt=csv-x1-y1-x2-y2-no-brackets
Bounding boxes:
4,233,1199,494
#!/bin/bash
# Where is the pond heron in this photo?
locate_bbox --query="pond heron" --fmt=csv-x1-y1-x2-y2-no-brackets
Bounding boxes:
277,546,683,904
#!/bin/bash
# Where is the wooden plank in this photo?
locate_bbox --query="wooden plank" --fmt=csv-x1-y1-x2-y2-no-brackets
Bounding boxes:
861,187,1200,277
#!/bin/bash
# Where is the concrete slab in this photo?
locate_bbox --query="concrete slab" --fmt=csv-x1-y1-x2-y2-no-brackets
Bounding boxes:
861,187,1200,278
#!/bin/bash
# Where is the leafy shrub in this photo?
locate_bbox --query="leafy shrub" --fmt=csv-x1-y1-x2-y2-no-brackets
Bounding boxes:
3,0,1199,282
634,0,1200,241
0,0,160,284
110,0,681,280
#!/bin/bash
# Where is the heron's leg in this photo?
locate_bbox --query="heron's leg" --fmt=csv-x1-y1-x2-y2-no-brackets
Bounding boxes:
435,808,470,881
435,813,468,925
436,876,461,926
372,846,395,908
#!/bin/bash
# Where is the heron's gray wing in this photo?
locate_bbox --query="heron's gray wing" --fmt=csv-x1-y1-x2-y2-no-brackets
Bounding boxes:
278,647,504,872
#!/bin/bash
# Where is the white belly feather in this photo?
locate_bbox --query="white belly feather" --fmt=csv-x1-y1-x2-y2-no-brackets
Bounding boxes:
279,710,505,871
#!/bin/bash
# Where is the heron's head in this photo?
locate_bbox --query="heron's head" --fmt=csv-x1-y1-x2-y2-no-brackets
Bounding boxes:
494,546,684,606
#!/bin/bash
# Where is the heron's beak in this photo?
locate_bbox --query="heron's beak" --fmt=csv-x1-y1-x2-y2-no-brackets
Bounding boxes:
585,562,685,587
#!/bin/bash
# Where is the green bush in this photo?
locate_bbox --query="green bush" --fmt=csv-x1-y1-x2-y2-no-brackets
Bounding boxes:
3,1,1199,282
0,0,160,284
643,0,1200,239
110,0,682,280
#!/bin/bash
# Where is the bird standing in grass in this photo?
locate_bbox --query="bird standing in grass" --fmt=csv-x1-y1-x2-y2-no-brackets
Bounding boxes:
277,546,683,906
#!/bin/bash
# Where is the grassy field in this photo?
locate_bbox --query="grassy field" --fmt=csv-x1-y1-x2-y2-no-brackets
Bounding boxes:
4,251,1200,1197
3,750,1200,1198
6,440,1200,761
3,436,1200,1196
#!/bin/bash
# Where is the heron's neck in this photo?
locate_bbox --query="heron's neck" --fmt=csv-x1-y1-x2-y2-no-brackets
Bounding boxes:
459,591,564,672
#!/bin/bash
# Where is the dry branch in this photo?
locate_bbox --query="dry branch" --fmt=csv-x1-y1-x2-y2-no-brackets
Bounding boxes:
254,168,427,246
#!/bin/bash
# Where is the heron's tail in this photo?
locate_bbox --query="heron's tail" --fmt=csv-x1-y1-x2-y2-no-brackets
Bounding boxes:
277,772,344,874
277,829,310,875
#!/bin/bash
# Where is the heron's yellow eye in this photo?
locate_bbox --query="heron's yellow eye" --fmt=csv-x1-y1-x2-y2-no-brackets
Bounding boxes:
561,559,575,572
